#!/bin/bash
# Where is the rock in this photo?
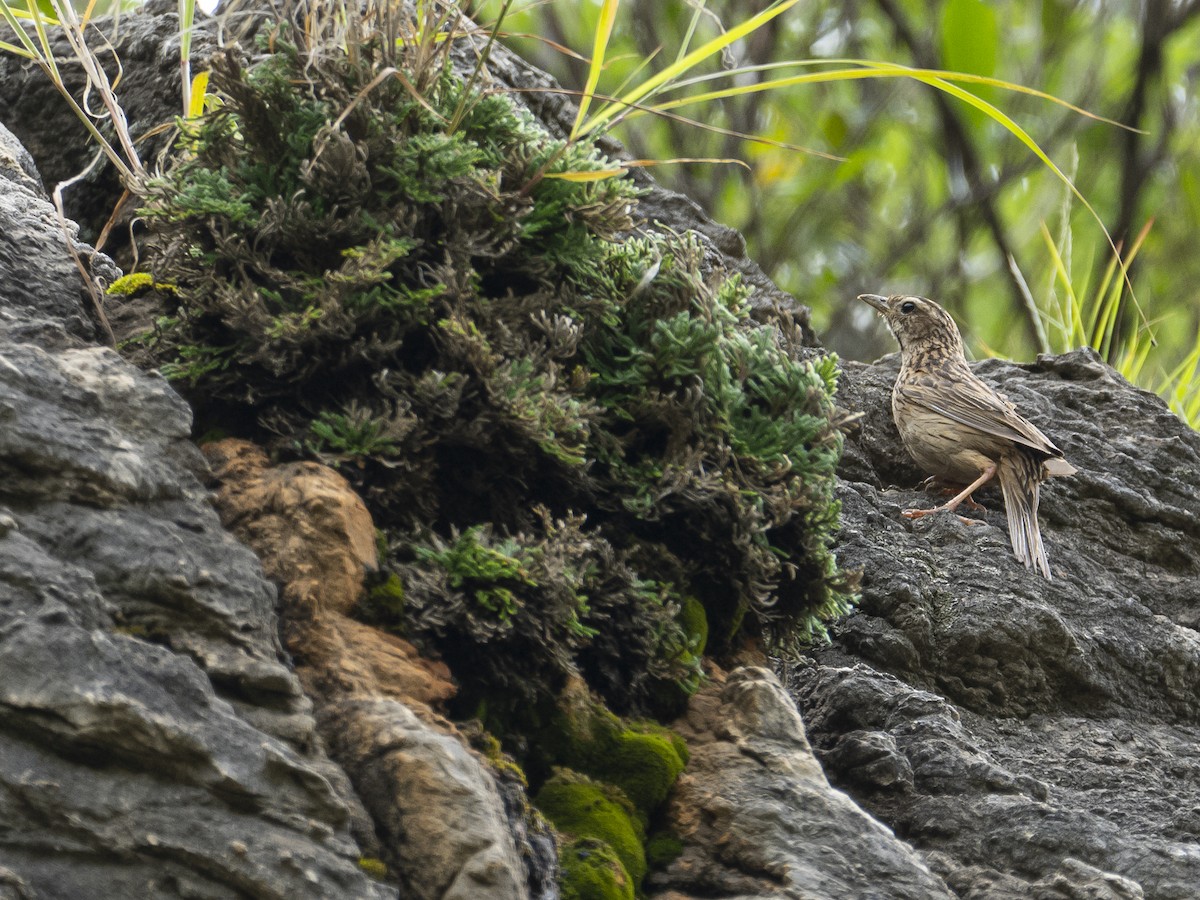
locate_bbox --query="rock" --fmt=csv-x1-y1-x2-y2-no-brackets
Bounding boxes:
651,666,954,900
0,115,391,899
0,125,115,344
204,438,380,617
204,439,544,899
792,351,1200,899
322,698,533,900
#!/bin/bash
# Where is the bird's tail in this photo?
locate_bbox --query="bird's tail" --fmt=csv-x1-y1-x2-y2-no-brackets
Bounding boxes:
999,451,1051,579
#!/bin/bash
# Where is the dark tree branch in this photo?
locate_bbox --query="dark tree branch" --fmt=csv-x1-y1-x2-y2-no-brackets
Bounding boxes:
1104,0,1200,357
872,0,1046,351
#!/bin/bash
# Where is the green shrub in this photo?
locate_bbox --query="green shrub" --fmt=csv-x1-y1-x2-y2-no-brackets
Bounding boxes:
131,19,855,717
363,513,692,716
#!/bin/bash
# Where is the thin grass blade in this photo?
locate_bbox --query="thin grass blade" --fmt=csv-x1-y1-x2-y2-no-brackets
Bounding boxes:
571,0,619,139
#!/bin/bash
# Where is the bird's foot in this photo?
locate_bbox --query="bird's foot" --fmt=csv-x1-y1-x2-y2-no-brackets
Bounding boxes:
901,506,986,526
918,479,987,512
959,495,987,513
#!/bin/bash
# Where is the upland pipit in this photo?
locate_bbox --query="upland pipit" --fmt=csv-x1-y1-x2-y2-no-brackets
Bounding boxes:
858,293,1075,579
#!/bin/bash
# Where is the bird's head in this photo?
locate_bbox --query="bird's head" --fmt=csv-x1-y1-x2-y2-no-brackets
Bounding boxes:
857,294,965,361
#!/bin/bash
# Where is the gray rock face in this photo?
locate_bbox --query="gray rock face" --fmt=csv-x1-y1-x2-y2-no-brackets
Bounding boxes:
321,698,532,900
793,350,1200,899
652,666,954,900
0,121,391,899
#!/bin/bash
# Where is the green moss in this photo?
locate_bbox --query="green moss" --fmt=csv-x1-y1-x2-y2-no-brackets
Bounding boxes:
468,724,530,788
106,272,177,296
600,727,685,817
365,572,405,613
677,595,708,658
537,773,645,886
357,857,387,880
559,838,634,900
545,688,687,822
645,831,684,869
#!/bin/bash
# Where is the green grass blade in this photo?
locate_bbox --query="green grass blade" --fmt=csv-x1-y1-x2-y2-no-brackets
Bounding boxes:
676,0,706,64
576,0,802,137
645,59,1136,131
179,0,197,117
571,0,619,139
1156,323,1200,396
1038,221,1079,350
0,3,47,58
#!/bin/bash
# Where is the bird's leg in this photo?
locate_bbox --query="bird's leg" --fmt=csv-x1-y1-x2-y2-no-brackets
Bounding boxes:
919,475,987,512
903,463,997,524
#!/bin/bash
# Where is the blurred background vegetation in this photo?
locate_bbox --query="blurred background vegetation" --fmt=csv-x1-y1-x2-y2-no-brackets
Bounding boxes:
472,0,1200,422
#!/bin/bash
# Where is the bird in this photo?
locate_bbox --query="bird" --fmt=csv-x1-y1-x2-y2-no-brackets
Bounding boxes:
858,293,1075,579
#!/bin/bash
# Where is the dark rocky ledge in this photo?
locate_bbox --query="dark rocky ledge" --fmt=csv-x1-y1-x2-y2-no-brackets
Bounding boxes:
796,350,1200,899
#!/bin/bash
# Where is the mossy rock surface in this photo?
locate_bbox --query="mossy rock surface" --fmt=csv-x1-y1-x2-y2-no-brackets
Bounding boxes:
536,774,646,886
645,831,684,869
540,686,687,821
559,838,634,900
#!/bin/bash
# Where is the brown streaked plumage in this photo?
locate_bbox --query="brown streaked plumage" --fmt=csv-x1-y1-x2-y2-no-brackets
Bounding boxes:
858,293,1075,579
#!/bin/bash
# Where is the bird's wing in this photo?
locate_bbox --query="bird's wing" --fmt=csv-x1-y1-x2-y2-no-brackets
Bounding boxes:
898,373,1064,458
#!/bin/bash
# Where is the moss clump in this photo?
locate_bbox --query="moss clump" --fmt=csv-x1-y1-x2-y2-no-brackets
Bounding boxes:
356,857,387,880
645,831,684,869
598,725,686,818
559,838,635,900
537,773,645,887
106,272,176,296
532,684,687,823
365,571,405,610
132,12,855,723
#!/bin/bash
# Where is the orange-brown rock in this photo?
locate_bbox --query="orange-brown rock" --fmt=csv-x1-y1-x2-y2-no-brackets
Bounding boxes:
201,438,538,898
202,438,454,711
203,438,377,616
295,614,456,708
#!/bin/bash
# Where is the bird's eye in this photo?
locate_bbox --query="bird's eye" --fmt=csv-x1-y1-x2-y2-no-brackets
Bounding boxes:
899,300,917,314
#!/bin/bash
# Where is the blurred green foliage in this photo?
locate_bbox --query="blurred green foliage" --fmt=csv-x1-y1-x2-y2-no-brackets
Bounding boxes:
475,0,1200,420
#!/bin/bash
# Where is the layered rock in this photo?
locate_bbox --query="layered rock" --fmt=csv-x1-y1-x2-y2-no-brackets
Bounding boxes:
650,666,954,900
204,439,552,899
0,114,391,900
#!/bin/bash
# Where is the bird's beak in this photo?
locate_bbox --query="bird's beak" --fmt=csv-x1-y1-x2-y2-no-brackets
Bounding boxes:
857,293,890,314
